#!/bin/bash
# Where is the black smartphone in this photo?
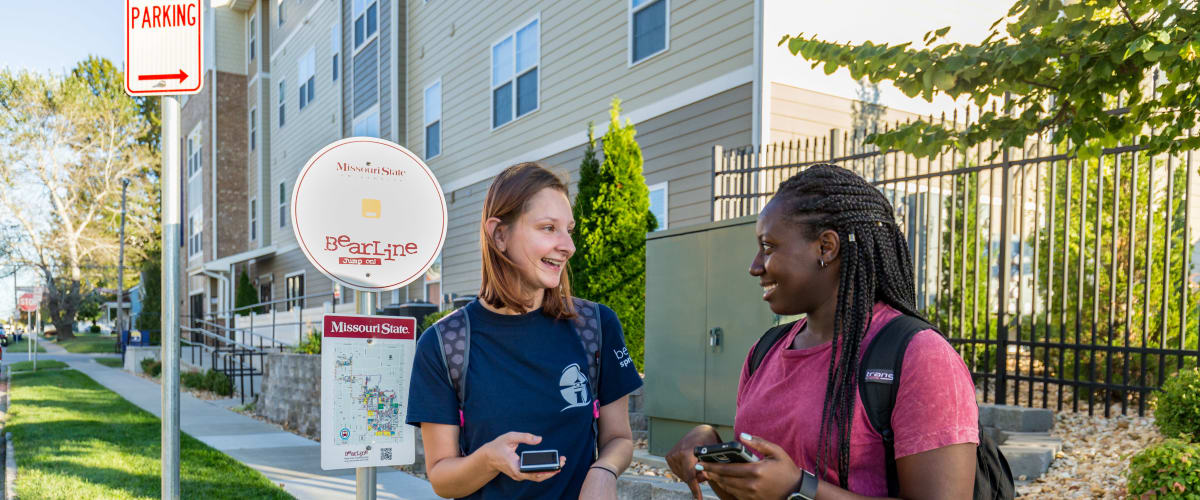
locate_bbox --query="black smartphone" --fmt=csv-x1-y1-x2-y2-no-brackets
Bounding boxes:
694,441,759,463
518,450,561,473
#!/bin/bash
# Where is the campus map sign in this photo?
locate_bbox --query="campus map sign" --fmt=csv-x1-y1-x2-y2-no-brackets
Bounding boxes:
124,0,203,95
320,314,417,470
291,138,448,291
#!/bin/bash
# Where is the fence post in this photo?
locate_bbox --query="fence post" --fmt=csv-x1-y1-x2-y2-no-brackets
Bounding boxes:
829,129,841,161
711,145,723,222
996,114,1013,406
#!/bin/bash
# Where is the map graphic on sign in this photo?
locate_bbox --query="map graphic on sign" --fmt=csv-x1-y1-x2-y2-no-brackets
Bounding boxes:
321,314,417,470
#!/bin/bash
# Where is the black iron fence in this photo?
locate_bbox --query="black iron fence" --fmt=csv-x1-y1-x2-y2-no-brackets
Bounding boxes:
713,114,1200,417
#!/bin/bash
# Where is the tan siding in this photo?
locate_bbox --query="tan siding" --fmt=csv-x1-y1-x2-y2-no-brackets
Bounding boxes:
769,82,924,145
268,1,340,250
215,7,247,74
407,0,754,189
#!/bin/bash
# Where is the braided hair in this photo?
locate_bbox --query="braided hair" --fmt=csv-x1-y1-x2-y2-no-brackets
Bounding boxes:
771,164,923,488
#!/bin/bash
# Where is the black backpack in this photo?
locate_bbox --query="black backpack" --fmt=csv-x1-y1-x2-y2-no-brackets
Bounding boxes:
748,314,1015,499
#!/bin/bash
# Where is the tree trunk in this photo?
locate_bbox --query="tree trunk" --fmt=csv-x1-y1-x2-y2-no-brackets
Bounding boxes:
44,276,81,341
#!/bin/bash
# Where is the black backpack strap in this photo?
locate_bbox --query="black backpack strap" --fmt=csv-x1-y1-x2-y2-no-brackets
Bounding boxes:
434,305,471,454
857,314,933,497
570,297,603,459
747,320,799,378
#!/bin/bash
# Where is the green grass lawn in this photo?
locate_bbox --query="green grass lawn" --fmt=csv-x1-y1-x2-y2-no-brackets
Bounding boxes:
95,357,124,368
5,337,46,353
54,334,119,354
8,369,293,499
8,360,68,372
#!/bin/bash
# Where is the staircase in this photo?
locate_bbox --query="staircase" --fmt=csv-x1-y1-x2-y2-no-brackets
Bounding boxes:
979,404,1062,482
180,319,290,404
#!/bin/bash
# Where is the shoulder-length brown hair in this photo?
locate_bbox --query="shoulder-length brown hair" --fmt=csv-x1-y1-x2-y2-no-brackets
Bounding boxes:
478,162,576,318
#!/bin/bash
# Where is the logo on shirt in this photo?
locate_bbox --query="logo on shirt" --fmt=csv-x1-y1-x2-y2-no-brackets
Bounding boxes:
613,346,632,368
865,369,894,383
559,363,591,411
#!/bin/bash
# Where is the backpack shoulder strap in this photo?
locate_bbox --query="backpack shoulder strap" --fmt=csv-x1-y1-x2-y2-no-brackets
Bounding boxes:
569,297,602,405
858,314,934,497
433,306,471,414
747,320,798,378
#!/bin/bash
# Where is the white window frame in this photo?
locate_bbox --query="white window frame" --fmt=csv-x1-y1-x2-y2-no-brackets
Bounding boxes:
278,181,289,228
648,181,669,231
277,0,285,26
490,15,540,130
249,197,258,242
352,104,380,138
298,47,316,110
284,270,305,311
424,79,442,160
249,107,257,150
248,14,256,61
352,0,379,54
186,125,202,179
628,0,670,67
278,79,286,128
330,24,340,81
188,208,203,259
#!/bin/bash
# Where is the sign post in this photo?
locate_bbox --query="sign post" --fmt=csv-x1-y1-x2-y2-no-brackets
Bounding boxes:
18,293,37,367
292,138,447,499
124,2,202,498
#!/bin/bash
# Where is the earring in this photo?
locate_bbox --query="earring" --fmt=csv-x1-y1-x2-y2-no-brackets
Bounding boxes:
819,258,827,269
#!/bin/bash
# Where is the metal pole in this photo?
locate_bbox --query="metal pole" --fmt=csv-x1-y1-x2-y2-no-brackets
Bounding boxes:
33,307,38,371
118,179,129,337
160,95,182,500
355,290,376,500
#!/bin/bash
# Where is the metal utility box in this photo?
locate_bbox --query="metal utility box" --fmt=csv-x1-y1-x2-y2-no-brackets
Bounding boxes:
644,216,783,456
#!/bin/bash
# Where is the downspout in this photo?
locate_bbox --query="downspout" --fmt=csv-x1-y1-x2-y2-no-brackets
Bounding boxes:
390,0,400,144
201,271,230,320
211,2,220,262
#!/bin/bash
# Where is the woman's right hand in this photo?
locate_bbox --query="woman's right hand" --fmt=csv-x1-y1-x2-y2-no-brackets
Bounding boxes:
666,425,722,499
480,432,566,482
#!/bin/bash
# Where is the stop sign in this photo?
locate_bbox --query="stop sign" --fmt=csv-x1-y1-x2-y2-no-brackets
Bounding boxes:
17,293,37,312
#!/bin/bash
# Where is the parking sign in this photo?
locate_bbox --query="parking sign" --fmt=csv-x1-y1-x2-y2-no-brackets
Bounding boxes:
124,0,203,96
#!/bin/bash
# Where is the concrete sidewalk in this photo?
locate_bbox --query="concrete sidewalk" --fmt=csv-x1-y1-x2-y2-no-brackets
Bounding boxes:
14,337,439,500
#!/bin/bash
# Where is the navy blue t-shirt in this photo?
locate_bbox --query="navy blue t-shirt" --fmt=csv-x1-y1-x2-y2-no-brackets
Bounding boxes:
406,299,643,500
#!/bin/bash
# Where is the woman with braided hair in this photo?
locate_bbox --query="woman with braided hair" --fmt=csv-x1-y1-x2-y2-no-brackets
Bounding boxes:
666,165,978,499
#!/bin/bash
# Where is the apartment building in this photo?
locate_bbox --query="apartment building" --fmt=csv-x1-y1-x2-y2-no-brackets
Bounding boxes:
181,0,927,342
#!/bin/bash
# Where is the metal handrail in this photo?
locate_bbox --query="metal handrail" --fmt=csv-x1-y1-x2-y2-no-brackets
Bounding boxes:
229,291,339,314
193,318,291,348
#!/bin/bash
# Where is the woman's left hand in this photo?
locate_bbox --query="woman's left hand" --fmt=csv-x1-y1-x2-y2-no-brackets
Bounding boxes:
701,433,803,500
578,465,619,500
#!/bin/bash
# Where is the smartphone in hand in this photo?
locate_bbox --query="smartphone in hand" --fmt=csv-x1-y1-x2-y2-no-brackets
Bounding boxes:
519,450,561,473
694,441,759,463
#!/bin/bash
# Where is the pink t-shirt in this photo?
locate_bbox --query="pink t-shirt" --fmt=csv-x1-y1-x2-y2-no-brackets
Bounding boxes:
734,302,978,496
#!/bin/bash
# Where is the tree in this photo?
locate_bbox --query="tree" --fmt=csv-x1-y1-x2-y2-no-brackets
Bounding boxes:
77,292,104,328
781,0,1200,159
572,98,657,372
235,271,262,315
135,243,162,345
0,57,157,340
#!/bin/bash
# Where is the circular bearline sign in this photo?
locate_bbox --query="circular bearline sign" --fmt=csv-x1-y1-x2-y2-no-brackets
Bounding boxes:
291,137,447,291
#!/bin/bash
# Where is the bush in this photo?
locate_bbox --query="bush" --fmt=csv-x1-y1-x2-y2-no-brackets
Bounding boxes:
140,358,161,377
204,369,233,396
181,371,206,389
1127,439,1200,498
1154,368,1200,440
296,328,321,355
421,309,454,333
89,325,101,334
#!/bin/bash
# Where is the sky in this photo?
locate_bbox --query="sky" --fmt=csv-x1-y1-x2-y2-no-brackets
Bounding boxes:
0,0,1015,320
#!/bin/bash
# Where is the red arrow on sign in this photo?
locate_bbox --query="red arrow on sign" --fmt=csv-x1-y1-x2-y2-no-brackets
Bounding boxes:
137,69,189,82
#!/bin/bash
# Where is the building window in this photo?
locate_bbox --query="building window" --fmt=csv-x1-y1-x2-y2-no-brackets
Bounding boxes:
353,105,380,137
648,181,668,231
353,0,378,51
331,25,340,81
277,0,284,26
249,198,258,241
285,273,305,311
299,47,316,110
249,107,257,150
424,80,441,159
188,210,203,258
248,14,256,61
278,182,288,228
630,0,669,64
186,130,202,178
491,18,539,128
258,280,272,309
278,80,286,127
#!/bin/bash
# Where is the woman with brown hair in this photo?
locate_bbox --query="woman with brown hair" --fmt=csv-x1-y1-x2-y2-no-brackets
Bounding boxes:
406,162,643,499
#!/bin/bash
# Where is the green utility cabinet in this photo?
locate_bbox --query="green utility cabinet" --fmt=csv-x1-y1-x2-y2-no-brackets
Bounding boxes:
644,216,782,456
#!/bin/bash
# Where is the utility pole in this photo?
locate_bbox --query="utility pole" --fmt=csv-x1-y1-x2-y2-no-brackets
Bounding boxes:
161,95,182,500
118,178,130,337
355,290,377,500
